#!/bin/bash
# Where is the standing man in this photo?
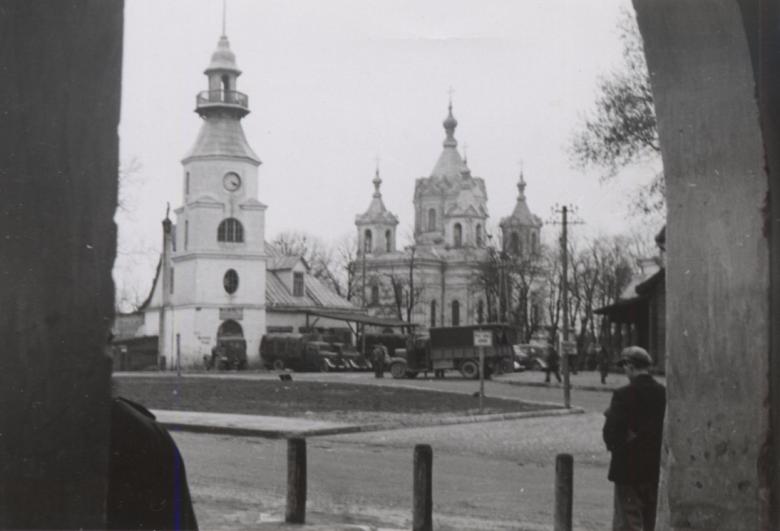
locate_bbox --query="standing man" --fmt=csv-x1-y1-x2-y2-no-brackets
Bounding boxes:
603,346,666,531
598,345,611,385
372,343,386,378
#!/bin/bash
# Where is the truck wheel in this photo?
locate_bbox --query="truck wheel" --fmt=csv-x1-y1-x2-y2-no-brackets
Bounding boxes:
272,359,285,371
390,362,407,379
460,360,479,379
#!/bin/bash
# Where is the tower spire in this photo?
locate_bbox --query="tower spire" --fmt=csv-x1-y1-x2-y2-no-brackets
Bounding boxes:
222,0,227,37
517,163,527,200
372,163,382,198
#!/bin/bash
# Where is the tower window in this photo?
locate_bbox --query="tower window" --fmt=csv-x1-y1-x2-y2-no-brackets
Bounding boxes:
218,218,244,242
453,223,463,248
385,230,392,253
531,231,538,254
428,208,436,231
475,224,482,247
371,285,379,305
185,172,190,195
184,220,189,250
363,229,372,253
430,300,437,327
293,272,304,297
223,269,239,294
511,232,521,255
451,300,460,326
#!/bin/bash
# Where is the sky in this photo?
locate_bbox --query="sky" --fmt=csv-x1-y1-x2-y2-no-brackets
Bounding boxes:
115,0,661,307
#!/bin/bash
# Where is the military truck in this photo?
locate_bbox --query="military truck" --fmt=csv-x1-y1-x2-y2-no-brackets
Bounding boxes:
259,333,346,372
208,338,248,370
387,324,516,379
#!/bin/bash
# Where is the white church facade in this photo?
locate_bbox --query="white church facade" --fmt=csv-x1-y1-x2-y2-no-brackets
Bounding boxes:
353,103,543,333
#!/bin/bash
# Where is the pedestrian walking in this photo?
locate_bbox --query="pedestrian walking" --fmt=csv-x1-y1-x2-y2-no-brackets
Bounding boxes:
544,345,562,383
372,343,386,378
603,346,666,531
599,346,611,384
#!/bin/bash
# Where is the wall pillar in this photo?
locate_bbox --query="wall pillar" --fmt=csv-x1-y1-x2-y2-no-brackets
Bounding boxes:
633,0,771,528
0,2,123,528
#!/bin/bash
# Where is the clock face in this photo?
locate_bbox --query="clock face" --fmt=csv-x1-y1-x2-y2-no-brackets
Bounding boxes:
223,172,241,192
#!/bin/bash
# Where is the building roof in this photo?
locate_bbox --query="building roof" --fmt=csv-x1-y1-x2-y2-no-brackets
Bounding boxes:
267,255,305,271
183,115,261,164
500,172,542,228
355,168,399,226
266,270,359,310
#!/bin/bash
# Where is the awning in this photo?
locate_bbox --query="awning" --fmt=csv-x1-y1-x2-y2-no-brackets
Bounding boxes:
302,308,415,328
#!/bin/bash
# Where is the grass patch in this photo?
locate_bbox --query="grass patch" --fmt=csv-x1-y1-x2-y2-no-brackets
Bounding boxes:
114,376,555,418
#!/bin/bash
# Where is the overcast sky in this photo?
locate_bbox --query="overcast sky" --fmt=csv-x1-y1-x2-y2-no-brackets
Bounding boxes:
115,0,660,305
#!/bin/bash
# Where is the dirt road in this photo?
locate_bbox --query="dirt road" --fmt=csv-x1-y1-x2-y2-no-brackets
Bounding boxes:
173,376,615,530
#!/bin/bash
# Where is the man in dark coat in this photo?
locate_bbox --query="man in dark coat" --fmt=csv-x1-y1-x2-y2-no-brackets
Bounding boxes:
603,346,666,531
108,397,198,530
544,345,562,383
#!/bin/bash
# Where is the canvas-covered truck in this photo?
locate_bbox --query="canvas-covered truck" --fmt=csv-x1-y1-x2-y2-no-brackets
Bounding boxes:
388,324,516,379
260,333,346,372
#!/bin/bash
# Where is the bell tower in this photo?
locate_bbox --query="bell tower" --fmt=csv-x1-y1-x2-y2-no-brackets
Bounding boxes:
146,31,267,369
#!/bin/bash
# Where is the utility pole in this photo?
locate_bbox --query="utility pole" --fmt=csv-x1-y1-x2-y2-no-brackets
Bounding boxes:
361,234,368,357
158,204,172,371
551,204,583,409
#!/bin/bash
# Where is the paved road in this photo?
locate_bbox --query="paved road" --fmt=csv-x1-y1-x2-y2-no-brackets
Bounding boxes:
172,373,617,530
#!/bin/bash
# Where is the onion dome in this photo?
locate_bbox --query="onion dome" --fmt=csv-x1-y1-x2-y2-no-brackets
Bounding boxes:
205,35,241,75
356,167,399,226
500,170,542,228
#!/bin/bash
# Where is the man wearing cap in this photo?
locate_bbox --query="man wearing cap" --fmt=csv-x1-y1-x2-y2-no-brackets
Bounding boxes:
603,346,666,531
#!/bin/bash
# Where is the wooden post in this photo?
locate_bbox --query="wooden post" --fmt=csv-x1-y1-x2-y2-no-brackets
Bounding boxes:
554,453,573,531
478,346,485,412
285,437,307,524
413,444,433,531
0,2,123,528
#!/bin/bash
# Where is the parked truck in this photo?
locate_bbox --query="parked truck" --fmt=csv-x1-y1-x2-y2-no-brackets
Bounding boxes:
387,324,516,379
260,333,349,372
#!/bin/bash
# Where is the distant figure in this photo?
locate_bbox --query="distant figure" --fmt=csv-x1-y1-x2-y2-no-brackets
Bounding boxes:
544,346,562,383
598,346,611,384
108,397,198,530
372,343,386,378
603,346,665,531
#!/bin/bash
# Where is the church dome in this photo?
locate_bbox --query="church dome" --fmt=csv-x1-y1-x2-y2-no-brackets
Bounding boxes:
205,35,241,74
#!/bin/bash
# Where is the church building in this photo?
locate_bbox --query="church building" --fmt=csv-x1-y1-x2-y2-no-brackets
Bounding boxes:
353,103,543,332
141,34,268,368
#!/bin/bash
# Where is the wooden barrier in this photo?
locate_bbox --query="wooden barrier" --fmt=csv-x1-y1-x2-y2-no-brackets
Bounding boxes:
554,453,573,531
286,437,307,524
413,444,433,531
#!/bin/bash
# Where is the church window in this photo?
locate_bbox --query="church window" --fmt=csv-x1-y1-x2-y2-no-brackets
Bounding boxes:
218,218,244,243
169,267,174,294
184,220,189,250
371,285,379,305
511,232,521,255
430,300,437,327
453,223,463,247
475,224,482,247
428,208,436,231
451,300,460,326
363,229,372,253
223,269,239,294
385,230,392,253
293,272,304,297
477,300,484,324
531,231,538,254
185,172,190,195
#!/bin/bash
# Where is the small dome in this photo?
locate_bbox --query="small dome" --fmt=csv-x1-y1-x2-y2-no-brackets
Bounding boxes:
205,35,241,74
443,104,458,131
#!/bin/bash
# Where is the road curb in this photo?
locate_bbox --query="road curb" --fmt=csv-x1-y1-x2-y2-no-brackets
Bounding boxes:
493,379,617,393
160,406,584,439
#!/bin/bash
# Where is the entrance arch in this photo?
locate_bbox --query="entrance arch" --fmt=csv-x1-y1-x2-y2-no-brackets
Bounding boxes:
214,319,247,370
217,319,244,341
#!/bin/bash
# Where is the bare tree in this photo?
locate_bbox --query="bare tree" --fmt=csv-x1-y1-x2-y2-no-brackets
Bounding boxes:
569,8,664,216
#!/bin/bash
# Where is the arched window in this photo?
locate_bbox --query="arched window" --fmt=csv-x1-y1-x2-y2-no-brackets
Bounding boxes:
430,300,437,327
185,172,190,195
451,300,460,326
531,231,538,254
218,218,244,242
385,229,392,252
363,229,372,253
428,208,436,231
477,300,484,324
453,223,463,247
184,220,189,250
511,232,521,255
223,269,239,294
371,285,379,305
475,224,482,247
